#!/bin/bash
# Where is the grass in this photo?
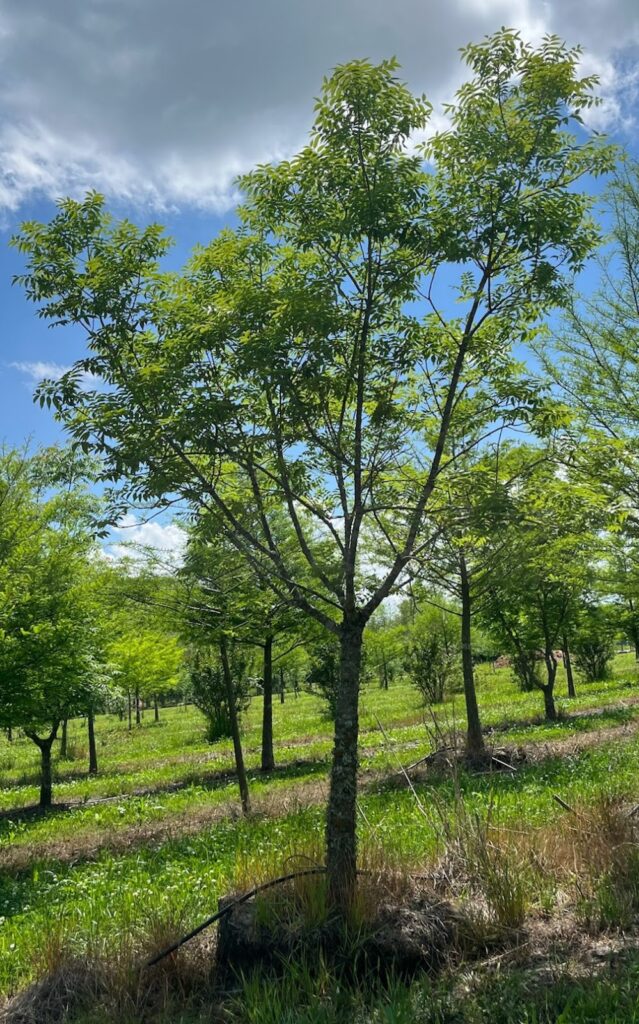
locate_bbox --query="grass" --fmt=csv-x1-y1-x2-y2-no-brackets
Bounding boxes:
2,655,639,1020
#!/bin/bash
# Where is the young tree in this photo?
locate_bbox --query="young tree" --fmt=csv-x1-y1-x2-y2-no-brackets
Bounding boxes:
479,455,603,719
404,604,461,705
14,34,613,908
0,451,105,807
107,629,182,727
188,645,251,743
180,521,305,771
364,611,404,690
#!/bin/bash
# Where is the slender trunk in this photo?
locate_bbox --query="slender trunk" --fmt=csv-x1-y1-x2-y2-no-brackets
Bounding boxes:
154,695,160,723
127,691,132,731
135,686,141,727
261,635,275,771
326,617,364,915
542,652,558,721
219,637,250,815
563,635,576,698
60,718,68,758
279,667,285,704
629,600,639,661
380,649,389,689
460,554,483,757
25,724,59,809
6,725,12,742
87,708,98,775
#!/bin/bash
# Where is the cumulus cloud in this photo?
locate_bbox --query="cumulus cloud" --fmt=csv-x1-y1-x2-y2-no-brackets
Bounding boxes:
104,513,186,569
0,0,636,213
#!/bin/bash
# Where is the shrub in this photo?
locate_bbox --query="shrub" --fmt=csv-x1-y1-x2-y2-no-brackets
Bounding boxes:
511,649,542,692
572,605,615,682
188,647,250,742
403,607,461,705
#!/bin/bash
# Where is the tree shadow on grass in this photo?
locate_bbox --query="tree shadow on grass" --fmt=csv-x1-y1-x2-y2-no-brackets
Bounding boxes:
368,721,639,811
0,756,329,827
484,701,638,739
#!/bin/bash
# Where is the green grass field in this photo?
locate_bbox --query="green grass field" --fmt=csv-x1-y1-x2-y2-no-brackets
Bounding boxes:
3,656,639,1022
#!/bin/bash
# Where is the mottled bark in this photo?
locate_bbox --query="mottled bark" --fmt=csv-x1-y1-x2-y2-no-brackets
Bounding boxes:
261,635,275,771
326,617,363,913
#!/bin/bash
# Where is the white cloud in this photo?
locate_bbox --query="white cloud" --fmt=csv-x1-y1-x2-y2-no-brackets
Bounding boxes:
0,0,636,214
10,360,100,391
10,360,70,382
104,513,187,570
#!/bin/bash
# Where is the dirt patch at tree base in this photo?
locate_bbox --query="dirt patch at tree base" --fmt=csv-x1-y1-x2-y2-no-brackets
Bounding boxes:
215,884,463,983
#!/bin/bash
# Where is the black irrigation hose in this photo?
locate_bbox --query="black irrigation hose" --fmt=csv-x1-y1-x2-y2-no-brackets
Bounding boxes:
145,867,327,968
144,864,440,969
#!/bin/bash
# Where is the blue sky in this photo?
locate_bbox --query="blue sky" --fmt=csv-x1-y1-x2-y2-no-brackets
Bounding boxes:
0,0,638,550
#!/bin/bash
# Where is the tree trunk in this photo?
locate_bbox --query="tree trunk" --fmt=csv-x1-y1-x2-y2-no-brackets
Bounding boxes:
326,617,363,915
88,708,98,775
6,725,11,742
563,635,576,698
381,649,389,689
219,636,251,815
154,695,160,722
127,691,132,731
60,718,68,758
542,646,558,721
135,686,141,727
25,724,59,809
460,554,483,757
261,635,275,771
542,685,557,720
279,667,285,704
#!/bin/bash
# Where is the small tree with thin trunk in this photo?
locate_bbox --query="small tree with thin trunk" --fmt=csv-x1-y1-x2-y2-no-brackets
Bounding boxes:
479,450,604,721
0,451,105,807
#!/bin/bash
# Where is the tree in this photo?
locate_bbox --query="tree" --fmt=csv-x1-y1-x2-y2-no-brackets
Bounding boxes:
14,33,613,909
188,646,251,743
107,629,182,726
180,519,306,772
572,603,616,682
364,611,404,690
479,453,604,719
602,534,639,660
0,450,106,807
404,604,461,705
